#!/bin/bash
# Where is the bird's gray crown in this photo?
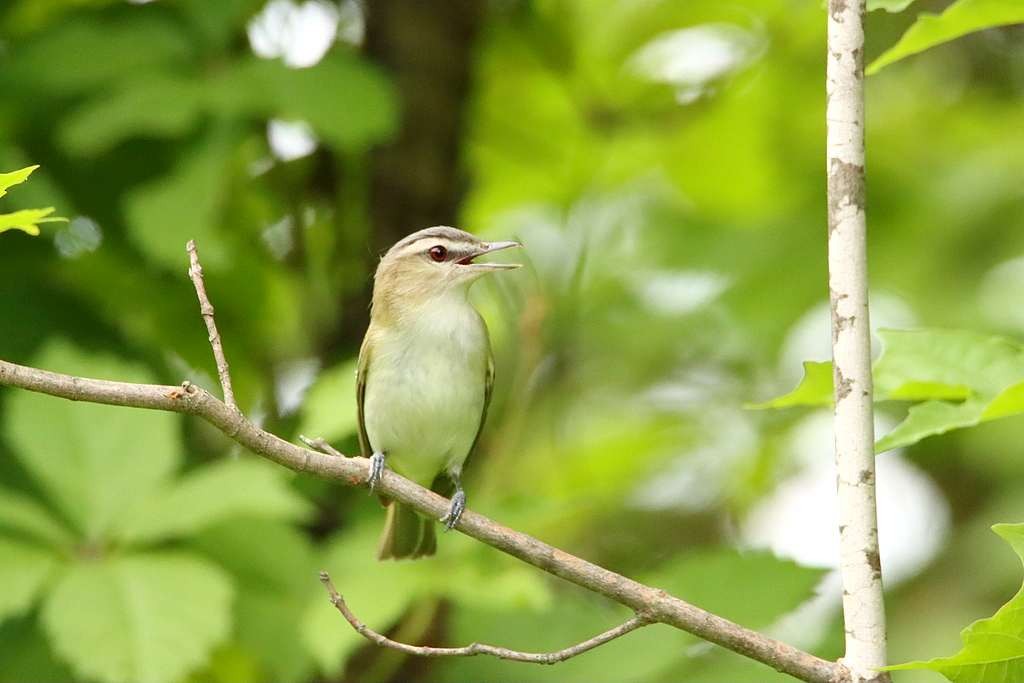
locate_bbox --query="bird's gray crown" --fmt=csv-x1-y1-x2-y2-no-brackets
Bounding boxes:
386,226,480,258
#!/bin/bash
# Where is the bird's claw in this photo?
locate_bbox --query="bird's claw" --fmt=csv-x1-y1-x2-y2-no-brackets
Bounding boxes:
367,451,386,492
440,489,466,531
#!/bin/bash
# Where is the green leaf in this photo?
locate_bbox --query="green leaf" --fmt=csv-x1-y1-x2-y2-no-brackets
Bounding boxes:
0,165,38,198
5,340,181,540
296,359,359,443
59,73,205,156
210,55,398,151
868,0,917,10
868,0,1024,74
124,127,232,271
0,486,75,548
746,361,834,409
643,549,825,628
886,523,1024,681
0,537,60,625
0,207,65,236
752,329,1024,452
41,552,233,683
0,616,74,683
114,459,312,545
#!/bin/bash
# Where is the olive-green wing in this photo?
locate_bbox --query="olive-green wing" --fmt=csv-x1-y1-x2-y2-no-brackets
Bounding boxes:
355,335,372,459
469,352,495,458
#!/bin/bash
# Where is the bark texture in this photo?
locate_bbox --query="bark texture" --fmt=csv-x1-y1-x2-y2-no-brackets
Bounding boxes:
826,1,889,681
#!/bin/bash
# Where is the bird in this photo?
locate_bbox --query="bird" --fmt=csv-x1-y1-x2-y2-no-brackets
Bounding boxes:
357,226,521,560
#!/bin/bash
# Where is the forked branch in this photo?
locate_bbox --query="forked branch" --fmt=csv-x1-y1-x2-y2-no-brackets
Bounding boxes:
319,571,650,664
0,242,850,683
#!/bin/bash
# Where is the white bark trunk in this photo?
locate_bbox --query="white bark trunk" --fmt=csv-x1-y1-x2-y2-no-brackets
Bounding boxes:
826,1,889,681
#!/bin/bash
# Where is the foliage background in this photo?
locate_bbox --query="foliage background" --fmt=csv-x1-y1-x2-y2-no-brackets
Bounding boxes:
1,1,1023,682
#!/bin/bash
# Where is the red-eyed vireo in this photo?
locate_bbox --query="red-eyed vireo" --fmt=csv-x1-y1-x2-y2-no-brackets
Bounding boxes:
357,226,521,560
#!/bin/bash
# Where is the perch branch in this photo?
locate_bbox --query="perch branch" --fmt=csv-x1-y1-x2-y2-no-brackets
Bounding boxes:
187,239,236,410
826,0,889,681
0,242,850,683
319,570,650,664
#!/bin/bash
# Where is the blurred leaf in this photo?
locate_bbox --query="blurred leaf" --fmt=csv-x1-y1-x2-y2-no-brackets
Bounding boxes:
296,358,359,443
887,523,1024,681
0,486,75,548
191,519,318,683
0,616,73,683
41,552,233,683
211,55,398,151
746,361,833,409
0,165,38,197
59,73,205,156
301,520,423,674
114,459,312,545
752,329,1024,452
125,127,233,271
868,0,917,10
868,0,1024,74
0,537,59,625
643,548,824,628
5,340,181,540
5,13,192,93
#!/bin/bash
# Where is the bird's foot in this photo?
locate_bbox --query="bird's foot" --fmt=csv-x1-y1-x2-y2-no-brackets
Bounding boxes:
367,451,386,492
440,489,466,531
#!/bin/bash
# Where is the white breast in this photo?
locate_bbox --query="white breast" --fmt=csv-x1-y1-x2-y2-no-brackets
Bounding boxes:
363,299,489,486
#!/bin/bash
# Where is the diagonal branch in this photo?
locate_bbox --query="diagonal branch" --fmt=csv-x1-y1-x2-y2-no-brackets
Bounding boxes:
0,241,851,683
187,239,236,411
319,571,650,664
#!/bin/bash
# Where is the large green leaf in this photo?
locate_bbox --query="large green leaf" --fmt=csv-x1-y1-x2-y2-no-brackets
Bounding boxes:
295,359,359,443
751,329,1024,452
868,0,1024,74
0,165,38,198
59,73,205,156
0,537,60,625
887,523,1024,681
114,459,312,545
210,55,398,152
869,0,917,10
5,340,181,540
0,486,75,548
124,127,233,271
41,552,233,683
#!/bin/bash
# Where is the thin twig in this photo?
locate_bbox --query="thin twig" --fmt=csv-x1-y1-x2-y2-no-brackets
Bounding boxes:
319,571,650,664
186,240,236,410
299,435,345,457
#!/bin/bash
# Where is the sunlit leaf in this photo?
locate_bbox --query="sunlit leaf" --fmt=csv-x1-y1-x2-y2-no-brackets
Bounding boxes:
41,552,232,683
0,207,65,236
886,523,1024,681
114,459,312,545
0,165,38,198
868,0,1024,74
752,329,1024,452
0,537,60,625
5,340,181,540
868,0,917,11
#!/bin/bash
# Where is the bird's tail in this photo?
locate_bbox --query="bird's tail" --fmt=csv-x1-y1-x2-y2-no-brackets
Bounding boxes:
377,502,436,560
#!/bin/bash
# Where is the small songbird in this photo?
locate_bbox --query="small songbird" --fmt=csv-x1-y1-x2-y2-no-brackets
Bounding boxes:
357,226,521,559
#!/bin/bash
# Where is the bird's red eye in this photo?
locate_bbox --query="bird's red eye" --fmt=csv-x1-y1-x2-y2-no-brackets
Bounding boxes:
429,245,447,262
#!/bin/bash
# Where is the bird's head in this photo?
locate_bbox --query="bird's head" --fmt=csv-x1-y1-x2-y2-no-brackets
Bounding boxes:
373,226,521,310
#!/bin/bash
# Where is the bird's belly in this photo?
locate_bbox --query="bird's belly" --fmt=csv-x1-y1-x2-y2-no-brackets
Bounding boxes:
364,343,486,486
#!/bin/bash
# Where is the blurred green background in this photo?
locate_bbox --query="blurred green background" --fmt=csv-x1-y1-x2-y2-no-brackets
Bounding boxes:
1,1,1023,682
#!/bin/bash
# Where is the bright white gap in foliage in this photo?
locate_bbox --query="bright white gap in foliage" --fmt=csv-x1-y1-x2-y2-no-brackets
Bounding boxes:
631,270,730,316
248,0,340,69
54,216,102,259
276,358,321,416
267,119,318,161
628,23,765,104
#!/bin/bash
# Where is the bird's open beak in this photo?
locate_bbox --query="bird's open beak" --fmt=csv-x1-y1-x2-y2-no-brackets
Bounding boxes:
457,240,522,271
